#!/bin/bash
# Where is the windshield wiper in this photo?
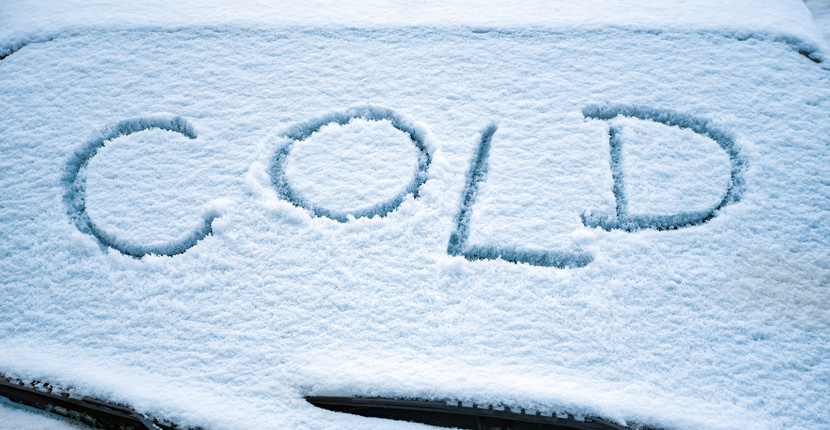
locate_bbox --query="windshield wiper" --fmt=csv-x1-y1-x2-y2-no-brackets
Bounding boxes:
2,375,659,430
0,375,187,430
306,396,660,430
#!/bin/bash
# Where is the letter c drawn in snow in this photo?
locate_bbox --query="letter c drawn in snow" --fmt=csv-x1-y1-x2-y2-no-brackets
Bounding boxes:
62,114,219,258
580,105,747,231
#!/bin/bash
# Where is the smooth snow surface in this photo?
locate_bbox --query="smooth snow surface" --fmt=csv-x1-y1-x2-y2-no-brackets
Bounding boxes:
1,2,829,430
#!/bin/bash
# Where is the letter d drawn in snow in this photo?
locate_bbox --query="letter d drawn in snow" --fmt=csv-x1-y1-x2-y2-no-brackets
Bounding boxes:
580,105,746,231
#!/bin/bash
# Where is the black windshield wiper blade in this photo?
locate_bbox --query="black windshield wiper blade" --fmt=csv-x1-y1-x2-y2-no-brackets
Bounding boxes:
306,396,660,430
0,375,186,430
2,375,660,430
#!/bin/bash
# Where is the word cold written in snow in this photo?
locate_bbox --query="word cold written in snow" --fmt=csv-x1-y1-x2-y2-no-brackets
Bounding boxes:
65,105,745,266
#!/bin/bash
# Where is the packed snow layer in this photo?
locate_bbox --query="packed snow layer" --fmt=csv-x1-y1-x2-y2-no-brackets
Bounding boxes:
0,0,827,62
0,26,829,430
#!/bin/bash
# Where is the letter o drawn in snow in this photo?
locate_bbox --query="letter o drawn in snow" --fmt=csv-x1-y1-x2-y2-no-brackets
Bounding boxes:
269,106,432,222
581,105,747,231
62,114,219,258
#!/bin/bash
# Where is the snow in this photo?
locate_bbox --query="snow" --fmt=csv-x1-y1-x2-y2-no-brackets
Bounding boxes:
805,0,830,43
0,2,829,430
0,0,827,63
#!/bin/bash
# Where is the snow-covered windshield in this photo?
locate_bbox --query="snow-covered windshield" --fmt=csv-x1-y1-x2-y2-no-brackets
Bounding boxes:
1,1,829,429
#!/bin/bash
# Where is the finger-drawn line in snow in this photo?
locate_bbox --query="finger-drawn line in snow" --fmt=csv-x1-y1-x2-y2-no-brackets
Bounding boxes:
0,42,29,60
0,36,58,61
447,124,594,269
62,114,219,258
270,106,432,222
580,105,746,231
798,50,822,64
0,48,18,60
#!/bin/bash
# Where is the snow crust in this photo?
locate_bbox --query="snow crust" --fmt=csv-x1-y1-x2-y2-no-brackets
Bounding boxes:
0,4,829,430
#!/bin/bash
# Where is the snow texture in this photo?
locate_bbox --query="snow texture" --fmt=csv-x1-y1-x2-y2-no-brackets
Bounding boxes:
805,0,830,44
0,2,829,430
0,0,827,63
